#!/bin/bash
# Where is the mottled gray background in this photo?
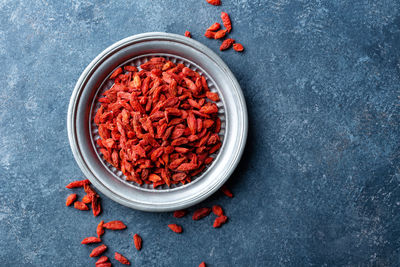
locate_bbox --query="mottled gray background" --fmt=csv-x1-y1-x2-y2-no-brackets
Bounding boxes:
0,0,399,266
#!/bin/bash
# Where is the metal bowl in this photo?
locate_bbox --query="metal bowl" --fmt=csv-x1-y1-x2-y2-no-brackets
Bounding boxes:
67,32,247,212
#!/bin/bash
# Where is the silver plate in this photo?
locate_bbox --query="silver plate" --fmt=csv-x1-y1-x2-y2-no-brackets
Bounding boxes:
67,32,248,212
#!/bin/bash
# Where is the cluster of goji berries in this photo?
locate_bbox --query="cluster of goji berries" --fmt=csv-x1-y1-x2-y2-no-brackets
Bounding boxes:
185,1,244,52
65,178,233,266
94,57,222,188
66,179,101,216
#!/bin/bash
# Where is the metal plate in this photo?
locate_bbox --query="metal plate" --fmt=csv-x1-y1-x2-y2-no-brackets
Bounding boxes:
67,32,247,212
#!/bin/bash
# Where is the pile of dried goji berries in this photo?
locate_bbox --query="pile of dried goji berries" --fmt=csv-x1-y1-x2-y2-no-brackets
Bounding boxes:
65,179,233,266
185,1,244,52
94,57,222,188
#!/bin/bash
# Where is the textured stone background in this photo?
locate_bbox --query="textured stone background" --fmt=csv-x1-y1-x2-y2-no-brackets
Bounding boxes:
0,0,399,266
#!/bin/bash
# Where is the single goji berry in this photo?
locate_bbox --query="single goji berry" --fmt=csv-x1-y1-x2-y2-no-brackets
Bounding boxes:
207,22,221,31
133,233,142,251
206,0,221,5
65,179,90,189
65,193,77,206
221,12,232,32
81,194,91,204
220,38,235,50
220,185,233,198
192,207,211,220
168,224,183,233
109,67,122,80
74,201,89,211
97,220,105,238
96,263,112,267
92,194,101,217
90,244,107,257
213,215,228,228
114,252,130,265
103,220,127,230
184,31,191,38
204,30,216,39
173,210,187,218
199,262,207,267
233,43,244,52
212,205,224,216
214,29,228,39
81,236,101,244
96,256,109,264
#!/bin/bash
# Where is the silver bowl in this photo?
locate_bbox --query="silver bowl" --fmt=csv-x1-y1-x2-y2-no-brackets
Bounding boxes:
67,32,247,212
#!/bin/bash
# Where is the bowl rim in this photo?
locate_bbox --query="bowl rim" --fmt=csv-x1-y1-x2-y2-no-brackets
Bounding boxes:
67,32,248,211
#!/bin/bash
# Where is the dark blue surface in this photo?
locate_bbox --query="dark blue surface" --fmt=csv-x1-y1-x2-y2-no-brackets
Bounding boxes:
1,1,399,266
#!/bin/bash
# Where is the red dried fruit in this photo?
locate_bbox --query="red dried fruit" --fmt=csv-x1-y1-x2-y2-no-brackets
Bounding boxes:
74,201,89,211
220,38,235,50
115,252,130,265
90,244,107,257
207,22,221,31
212,205,224,216
192,207,211,220
97,220,104,238
213,215,228,228
184,31,191,38
133,233,142,251
199,262,206,267
221,12,232,32
65,179,90,189
96,256,109,265
103,220,127,230
65,193,77,206
96,263,112,267
110,67,122,80
168,224,183,233
173,210,187,218
206,0,221,5
124,65,138,72
233,43,244,52
204,30,216,39
81,236,101,244
220,185,233,198
81,194,91,204
92,194,101,217
214,29,228,39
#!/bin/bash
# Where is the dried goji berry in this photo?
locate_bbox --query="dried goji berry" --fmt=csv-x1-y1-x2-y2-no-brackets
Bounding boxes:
220,38,235,50
65,179,90,189
92,194,101,217
173,210,187,218
96,263,112,267
221,12,232,32
81,236,101,244
90,244,107,257
81,194,91,204
168,224,183,233
192,207,211,220
204,30,216,39
110,67,122,80
214,29,228,39
206,0,221,5
103,220,127,230
74,201,89,211
212,205,224,216
96,256,109,264
133,233,142,251
65,193,77,206
233,43,244,52
199,262,206,267
220,185,233,198
207,22,221,31
115,252,130,265
97,220,105,238
213,215,228,228
184,31,191,38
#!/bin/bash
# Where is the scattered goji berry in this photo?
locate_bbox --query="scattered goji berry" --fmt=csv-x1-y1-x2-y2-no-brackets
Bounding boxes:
199,262,207,267
65,179,90,189
220,185,233,198
133,233,142,251
92,194,101,217
185,31,191,38
233,43,244,52
173,210,187,218
168,224,183,233
65,193,77,206
90,244,107,257
74,201,89,211
109,67,122,80
96,263,112,267
81,194,91,204
213,215,228,228
206,0,221,6
220,38,235,50
221,12,232,32
96,256,109,264
207,23,221,31
97,220,105,238
81,237,101,244
192,207,211,220
114,252,130,265
214,29,228,39
103,220,127,230
212,205,224,216
204,30,216,39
